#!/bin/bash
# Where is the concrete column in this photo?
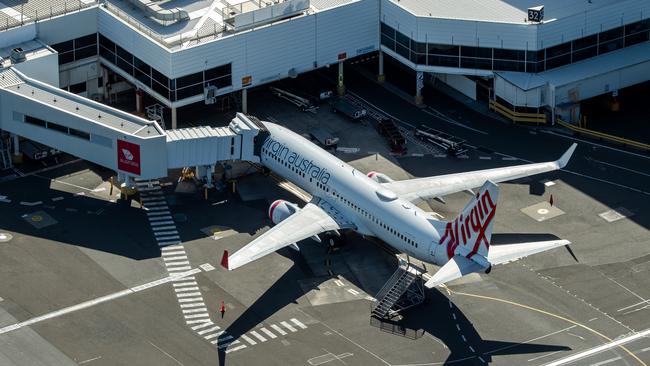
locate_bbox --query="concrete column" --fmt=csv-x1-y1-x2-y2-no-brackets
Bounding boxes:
377,50,385,83
135,89,143,114
171,107,177,130
11,134,22,163
415,71,424,106
337,60,345,96
102,67,109,101
242,88,248,114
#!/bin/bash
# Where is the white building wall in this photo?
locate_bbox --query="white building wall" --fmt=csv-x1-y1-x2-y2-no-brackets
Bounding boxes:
13,52,59,87
0,24,36,49
494,76,542,108
36,8,98,45
97,7,172,76
434,74,476,100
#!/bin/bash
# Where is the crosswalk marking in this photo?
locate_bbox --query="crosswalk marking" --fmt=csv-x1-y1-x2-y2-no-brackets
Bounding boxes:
185,313,210,319
217,339,238,349
213,336,235,346
197,325,221,335
183,307,208,314
281,321,297,332
171,275,194,281
151,220,174,226
148,206,168,211
155,230,179,237
180,302,205,309
290,318,308,329
226,345,247,353
175,286,199,292
186,318,212,325
158,241,181,247
191,321,214,331
205,331,226,340
166,261,191,267
161,245,184,251
153,225,177,231
173,281,198,287
250,330,267,342
157,235,181,241
147,211,171,216
260,327,277,339
149,216,173,222
240,334,257,345
168,266,192,272
141,196,165,202
177,292,202,298
163,250,186,256
163,255,187,261
178,297,204,303
271,324,287,336
145,201,167,206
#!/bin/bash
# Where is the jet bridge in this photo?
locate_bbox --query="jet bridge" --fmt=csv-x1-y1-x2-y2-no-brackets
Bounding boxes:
0,67,263,181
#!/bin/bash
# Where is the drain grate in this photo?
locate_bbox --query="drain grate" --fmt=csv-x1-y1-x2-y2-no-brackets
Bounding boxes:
599,207,633,223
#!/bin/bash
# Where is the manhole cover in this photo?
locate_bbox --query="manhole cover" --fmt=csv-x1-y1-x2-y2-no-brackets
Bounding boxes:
21,211,58,229
0,233,12,242
599,207,633,223
31,215,43,222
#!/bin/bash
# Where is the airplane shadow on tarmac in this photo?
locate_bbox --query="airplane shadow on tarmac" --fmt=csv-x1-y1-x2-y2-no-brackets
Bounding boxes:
215,233,572,366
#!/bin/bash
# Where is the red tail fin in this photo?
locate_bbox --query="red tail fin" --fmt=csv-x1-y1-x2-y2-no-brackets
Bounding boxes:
220,250,229,270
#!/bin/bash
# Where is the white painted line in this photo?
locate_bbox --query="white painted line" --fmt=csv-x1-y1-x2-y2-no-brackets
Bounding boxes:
161,245,183,251
142,196,165,202
158,241,182,247
153,225,176,231
469,346,475,353
197,325,221,335
20,201,42,206
347,289,360,296
175,287,199,292
151,220,174,226
186,318,212,325
618,300,650,312
183,307,208,314
138,186,161,192
540,328,650,366
281,321,297,333
148,206,169,211
155,231,179,237
162,250,186,257
146,201,167,207
290,318,307,329
147,211,171,217
157,235,181,241
178,297,204,303
177,292,202,298
205,331,226,340
173,281,198,288
260,327,277,339
0,267,199,335
334,279,344,287
479,156,492,160
181,302,206,309
52,196,64,201
225,344,247,353
527,350,562,362
171,275,194,282
240,334,257,345
168,266,192,272
544,180,556,187
184,313,210,319
250,330,267,342
271,324,287,335
215,338,237,347
461,335,466,342
191,322,215,331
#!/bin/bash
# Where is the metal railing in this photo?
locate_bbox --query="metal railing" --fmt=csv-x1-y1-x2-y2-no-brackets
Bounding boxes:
488,99,547,125
0,1,98,32
556,119,650,152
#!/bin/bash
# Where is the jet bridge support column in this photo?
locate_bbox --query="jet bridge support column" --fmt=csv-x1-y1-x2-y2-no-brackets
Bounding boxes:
11,134,22,163
171,107,178,129
242,88,248,114
378,51,385,84
337,60,345,96
415,71,424,106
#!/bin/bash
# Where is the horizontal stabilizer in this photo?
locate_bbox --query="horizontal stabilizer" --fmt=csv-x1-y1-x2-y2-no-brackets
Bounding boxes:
488,239,571,265
425,256,484,288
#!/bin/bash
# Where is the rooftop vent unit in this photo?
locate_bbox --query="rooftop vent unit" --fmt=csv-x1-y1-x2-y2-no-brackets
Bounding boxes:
10,48,26,64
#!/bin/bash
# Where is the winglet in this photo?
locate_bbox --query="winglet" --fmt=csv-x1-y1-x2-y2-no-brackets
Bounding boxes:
557,143,577,169
220,250,229,270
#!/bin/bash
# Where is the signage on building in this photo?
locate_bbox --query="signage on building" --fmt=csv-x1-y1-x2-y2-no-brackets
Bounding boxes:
242,75,252,87
527,6,544,22
338,52,347,61
117,139,141,175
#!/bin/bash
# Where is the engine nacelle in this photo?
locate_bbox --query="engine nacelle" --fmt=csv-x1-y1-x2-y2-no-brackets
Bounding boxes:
367,171,394,183
268,199,299,225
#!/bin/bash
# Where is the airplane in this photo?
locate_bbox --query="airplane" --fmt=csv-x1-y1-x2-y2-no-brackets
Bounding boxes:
221,121,577,289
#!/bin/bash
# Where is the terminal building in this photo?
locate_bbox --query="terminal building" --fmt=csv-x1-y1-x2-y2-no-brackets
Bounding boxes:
0,0,649,179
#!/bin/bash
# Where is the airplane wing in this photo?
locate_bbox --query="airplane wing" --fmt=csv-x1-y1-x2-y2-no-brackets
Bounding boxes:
224,199,351,270
424,239,570,288
383,144,576,203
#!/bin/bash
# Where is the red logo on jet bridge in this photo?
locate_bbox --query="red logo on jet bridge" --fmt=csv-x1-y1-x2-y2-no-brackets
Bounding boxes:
117,140,141,175
439,190,496,260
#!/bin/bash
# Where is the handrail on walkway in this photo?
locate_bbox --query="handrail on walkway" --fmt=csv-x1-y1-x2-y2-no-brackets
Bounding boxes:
488,99,546,125
557,118,650,152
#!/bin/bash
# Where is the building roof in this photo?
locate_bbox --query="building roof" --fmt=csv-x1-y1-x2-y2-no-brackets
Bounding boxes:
392,0,622,24
0,0,98,32
497,41,650,90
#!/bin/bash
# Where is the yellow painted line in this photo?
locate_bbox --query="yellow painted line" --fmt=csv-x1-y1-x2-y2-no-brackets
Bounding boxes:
450,290,646,366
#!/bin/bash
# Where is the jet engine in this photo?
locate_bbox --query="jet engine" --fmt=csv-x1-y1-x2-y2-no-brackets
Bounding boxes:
367,171,394,183
268,199,299,225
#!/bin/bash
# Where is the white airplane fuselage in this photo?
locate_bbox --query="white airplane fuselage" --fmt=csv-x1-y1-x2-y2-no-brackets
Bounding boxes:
260,122,449,266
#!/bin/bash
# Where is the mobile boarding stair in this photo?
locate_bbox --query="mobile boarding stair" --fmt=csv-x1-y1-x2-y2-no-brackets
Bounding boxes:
370,258,426,339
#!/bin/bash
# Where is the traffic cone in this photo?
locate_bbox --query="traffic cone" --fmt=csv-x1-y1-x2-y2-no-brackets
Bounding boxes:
549,194,554,207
